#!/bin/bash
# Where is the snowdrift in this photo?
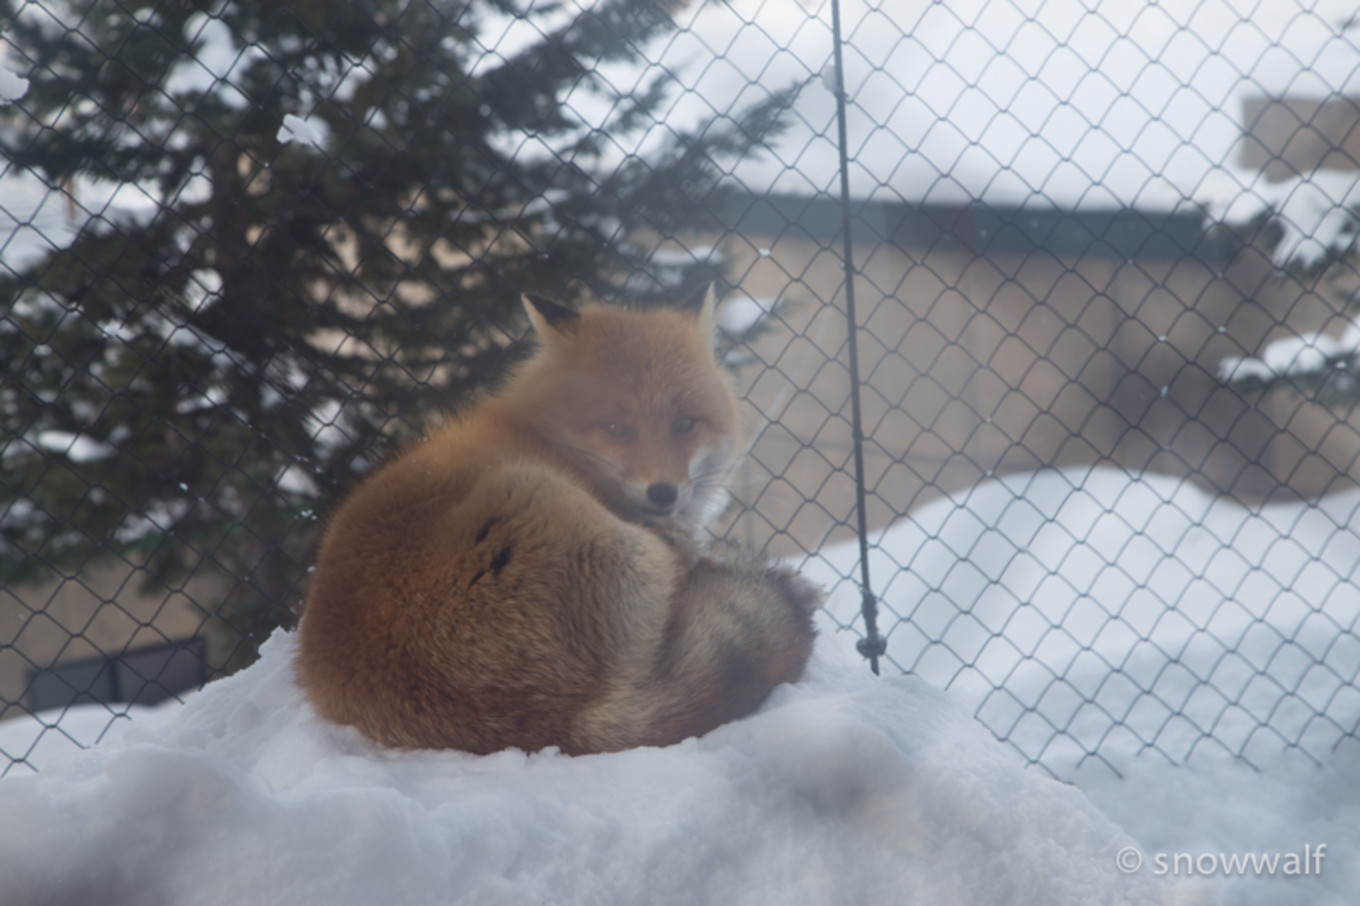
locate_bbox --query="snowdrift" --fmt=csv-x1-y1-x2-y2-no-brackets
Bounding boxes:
0,630,1198,906
804,466,1360,774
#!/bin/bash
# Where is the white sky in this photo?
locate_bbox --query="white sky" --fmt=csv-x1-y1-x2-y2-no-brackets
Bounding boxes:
7,0,1359,251
646,0,1360,209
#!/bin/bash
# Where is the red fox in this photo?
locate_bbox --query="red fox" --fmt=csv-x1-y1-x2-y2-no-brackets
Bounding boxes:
295,285,820,755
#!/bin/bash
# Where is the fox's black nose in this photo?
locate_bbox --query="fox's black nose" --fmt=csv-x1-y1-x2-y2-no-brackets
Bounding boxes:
647,482,679,508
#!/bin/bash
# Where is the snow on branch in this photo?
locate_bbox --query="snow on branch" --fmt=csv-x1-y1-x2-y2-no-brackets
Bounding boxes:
277,114,331,151
0,68,28,103
1199,169,1360,270
1201,167,1360,394
1219,320,1360,392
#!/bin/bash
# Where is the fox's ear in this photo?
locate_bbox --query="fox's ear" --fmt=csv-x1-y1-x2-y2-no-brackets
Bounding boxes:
523,294,580,342
675,283,718,353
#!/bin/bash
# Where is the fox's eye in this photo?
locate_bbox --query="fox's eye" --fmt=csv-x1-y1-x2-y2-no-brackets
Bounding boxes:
601,422,633,439
671,416,696,435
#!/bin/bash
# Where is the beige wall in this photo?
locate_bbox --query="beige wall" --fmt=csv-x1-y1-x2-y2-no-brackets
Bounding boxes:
0,559,226,722
1240,95,1360,181
715,225,1360,558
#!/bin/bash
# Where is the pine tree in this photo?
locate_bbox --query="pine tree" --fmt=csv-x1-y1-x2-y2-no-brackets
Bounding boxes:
1215,203,1360,406
0,0,796,670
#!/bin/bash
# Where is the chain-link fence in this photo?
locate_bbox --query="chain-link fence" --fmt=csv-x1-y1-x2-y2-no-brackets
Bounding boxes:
2,0,1359,781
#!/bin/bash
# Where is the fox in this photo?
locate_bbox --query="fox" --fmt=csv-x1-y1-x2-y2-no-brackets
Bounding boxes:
295,284,821,755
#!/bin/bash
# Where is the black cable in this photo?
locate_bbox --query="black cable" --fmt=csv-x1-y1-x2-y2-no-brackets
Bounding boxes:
829,0,885,674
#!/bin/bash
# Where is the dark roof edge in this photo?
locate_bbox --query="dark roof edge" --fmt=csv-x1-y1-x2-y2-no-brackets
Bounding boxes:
719,193,1234,262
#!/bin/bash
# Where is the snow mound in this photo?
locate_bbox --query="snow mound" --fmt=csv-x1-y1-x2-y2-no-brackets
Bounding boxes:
804,467,1360,773
0,631,1199,906
0,703,156,774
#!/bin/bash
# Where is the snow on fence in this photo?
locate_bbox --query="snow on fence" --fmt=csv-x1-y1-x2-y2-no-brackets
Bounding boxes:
2,0,1359,784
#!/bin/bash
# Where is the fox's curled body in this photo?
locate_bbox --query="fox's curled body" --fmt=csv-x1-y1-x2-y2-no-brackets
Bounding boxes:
296,287,820,755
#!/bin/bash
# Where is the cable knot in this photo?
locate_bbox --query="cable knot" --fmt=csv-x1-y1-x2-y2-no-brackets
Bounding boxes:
856,635,887,659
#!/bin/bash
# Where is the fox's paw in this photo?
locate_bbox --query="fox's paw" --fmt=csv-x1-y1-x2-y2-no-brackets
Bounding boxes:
699,538,755,568
642,517,706,570
765,566,825,617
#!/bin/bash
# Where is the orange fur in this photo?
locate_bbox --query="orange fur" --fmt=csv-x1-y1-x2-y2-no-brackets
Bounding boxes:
295,286,820,755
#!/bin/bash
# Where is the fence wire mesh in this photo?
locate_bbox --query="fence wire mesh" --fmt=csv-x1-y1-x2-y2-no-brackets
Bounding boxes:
2,0,1360,780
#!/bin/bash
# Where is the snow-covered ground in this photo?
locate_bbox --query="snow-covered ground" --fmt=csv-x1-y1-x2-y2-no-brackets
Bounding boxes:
805,467,1360,776
808,466,1360,905
0,629,1205,906
1,466,1357,905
